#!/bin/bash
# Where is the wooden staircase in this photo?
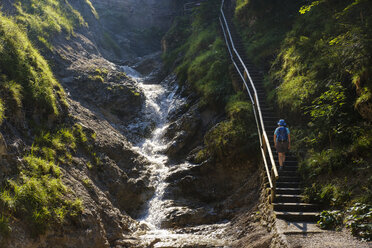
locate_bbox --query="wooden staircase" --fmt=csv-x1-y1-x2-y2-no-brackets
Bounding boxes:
221,4,320,223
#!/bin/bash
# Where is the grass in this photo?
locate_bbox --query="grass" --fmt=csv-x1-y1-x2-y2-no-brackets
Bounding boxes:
0,0,106,238
14,0,87,49
163,3,232,109
0,13,66,120
0,124,98,236
164,1,259,165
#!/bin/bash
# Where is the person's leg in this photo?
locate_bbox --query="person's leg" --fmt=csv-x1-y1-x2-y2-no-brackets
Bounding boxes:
282,152,286,166
278,152,284,167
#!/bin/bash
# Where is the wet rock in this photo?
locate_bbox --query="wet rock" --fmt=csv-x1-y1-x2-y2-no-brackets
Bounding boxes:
132,52,163,76
161,206,218,228
165,104,202,158
65,64,144,124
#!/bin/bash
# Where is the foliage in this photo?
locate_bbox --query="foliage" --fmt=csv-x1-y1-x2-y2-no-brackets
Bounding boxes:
317,203,372,240
302,182,351,208
14,0,87,49
345,203,372,241
235,0,303,69
1,175,83,236
0,98,4,124
165,2,259,165
318,210,343,229
0,14,66,119
200,93,259,162
164,1,232,108
0,124,97,236
235,2,372,241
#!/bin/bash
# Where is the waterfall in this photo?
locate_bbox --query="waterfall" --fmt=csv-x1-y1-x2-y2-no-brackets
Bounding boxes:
121,64,231,247
121,65,183,228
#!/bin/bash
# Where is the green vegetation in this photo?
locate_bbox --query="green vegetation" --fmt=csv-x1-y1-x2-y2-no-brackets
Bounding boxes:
235,0,303,69
235,0,372,239
14,0,87,49
84,0,99,19
164,2,259,164
0,0,103,238
317,203,372,241
318,210,343,230
0,14,66,120
163,2,233,108
345,203,372,241
0,124,97,236
199,93,259,162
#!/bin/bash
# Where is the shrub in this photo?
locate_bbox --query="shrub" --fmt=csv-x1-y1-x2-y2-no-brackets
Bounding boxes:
346,203,372,241
202,93,259,163
302,183,350,208
318,210,343,230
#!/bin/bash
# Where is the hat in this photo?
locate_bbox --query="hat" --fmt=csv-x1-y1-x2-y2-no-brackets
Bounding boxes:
278,119,286,126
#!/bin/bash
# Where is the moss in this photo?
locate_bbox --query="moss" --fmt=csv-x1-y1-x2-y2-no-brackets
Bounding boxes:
89,75,104,83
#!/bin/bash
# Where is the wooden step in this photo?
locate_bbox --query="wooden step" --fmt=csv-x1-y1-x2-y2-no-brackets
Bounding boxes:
274,194,303,203
275,211,320,222
277,176,301,183
281,166,298,172
274,203,320,212
276,188,302,195
278,170,299,177
276,181,300,188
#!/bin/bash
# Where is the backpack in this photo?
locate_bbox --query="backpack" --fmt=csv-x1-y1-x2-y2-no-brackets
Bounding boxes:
276,126,288,142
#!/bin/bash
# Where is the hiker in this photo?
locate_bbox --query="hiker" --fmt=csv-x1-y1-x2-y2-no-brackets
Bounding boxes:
274,119,290,170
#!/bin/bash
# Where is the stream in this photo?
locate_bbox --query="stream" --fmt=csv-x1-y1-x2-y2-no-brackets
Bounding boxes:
121,63,232,247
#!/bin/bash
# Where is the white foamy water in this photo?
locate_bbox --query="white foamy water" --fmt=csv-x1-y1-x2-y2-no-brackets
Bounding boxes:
121,65,183,227
121,65,232,247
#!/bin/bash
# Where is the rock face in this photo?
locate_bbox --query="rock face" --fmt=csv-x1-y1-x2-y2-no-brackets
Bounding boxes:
89,0,179,59
0,1,274,247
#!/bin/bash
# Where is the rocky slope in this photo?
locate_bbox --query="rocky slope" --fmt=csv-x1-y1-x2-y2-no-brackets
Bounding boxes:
0,0,277,247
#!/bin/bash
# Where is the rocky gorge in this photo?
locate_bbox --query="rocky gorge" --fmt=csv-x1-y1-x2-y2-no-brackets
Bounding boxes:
0,0,275,247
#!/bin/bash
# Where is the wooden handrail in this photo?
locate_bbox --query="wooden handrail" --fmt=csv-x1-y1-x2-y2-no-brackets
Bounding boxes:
219,0,279,196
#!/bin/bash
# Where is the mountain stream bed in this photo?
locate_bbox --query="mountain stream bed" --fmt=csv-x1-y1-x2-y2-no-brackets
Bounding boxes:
120,64,233,247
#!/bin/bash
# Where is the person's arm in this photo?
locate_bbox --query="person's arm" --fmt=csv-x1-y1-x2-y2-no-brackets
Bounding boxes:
288,134,291,150
274,134,277,147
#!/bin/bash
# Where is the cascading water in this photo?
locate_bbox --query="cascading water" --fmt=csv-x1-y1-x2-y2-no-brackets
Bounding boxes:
121,65,183,228
121,64,232,247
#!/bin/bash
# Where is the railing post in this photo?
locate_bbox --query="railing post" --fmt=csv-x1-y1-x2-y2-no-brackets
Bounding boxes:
271,168,276,203
262,133,267,156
